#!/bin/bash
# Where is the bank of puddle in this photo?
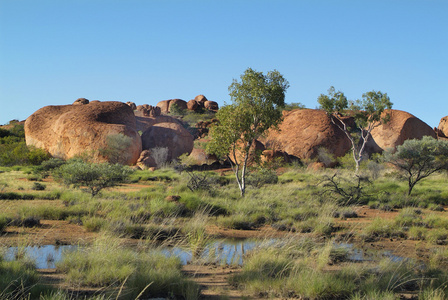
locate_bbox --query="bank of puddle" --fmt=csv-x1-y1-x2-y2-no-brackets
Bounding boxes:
4,239,412,270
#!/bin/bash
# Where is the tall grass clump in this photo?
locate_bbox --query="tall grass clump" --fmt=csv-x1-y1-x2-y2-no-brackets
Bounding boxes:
0,255,42,299
57,236,199,299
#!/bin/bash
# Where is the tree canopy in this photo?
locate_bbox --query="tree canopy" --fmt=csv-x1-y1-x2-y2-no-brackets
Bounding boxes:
383,136,448,195
207,68,289,196
318,87,393,173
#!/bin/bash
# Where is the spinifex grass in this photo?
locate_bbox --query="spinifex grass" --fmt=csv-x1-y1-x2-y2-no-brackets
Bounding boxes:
57,235,199,299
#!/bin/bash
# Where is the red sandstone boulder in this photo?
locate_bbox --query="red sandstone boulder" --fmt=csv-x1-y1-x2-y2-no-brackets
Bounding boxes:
25,101,142,165
370,109,436,151
204,100,219,112
136,149,157,169
262,109,352,161
194,95,208,104
187,99,199,111
156,99,188,114
438,116,448,138
141,122,194,162
134,115,183,133
136,104,161,117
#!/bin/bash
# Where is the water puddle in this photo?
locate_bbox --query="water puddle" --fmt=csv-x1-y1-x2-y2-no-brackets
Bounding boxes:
3,240,414,269
4,245,78,269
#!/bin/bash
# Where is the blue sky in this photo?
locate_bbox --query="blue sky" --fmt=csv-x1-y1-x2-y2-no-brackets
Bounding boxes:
1,0,447,127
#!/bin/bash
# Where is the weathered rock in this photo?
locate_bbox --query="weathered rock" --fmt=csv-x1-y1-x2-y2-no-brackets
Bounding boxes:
136,104,161,117
229,139,266,165
188,148,219,165
261,149,294,165
204,100,219,111
73,98,89,105
141,122,194,162
262,109,352,161
135,115,182,133
126,101,137,110
370,109,437,151
25,101,142,165
170,99,188,111
136,149,156,169
438,116,448,138
194,95,208,104
187,99,199,111
156,99,188,114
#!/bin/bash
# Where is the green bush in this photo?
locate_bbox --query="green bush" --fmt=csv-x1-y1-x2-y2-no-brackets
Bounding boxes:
54,160,133,196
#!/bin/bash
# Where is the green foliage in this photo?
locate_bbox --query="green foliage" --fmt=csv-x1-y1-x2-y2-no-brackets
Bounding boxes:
283,102,306,111
54,160,133,196
0,258,41,299
207,68,289,196
318,86,393,173
383,136,448,195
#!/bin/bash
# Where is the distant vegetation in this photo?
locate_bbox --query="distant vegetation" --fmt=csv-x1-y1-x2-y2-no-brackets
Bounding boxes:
0,121,50,166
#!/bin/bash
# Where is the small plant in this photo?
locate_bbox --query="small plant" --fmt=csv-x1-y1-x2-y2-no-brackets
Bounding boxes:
31,182,46,191
150,147,169,168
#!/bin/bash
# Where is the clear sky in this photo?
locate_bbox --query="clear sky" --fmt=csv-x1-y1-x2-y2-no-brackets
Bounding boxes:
1,0,447,128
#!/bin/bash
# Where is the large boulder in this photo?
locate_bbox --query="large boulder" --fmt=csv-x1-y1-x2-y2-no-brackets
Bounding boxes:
187,99,199,111
141,122,194,162
136,104,161,117
135,115,183,133
25,101,142,165
370,109,436,151
262,109,352,160
204,100,219,112
156,99,188,114
438,116,448,138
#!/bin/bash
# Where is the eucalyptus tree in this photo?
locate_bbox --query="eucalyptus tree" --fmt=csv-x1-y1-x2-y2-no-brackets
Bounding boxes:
318,87,393,174
207,68,289,197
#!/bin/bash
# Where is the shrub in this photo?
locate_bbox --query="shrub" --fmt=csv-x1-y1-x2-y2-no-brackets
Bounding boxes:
31,182,46,191
246,168,278,188
54,160,133,196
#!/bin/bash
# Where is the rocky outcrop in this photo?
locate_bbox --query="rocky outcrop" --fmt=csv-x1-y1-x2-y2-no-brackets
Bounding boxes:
186,95,219,112
437,116,448,138
141,122,194,162
262,109,352,161
135,115,183,133
204,101,219,112
73,98,89,105
370,109,436,151
187,99,199,112
126,101,137,110
25,101,142,165
136,104,161,117
136,149,156,169
156,99,188,114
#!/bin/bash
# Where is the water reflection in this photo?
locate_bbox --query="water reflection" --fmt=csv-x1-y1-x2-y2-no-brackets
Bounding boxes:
4,245,78,269
4,240,412,270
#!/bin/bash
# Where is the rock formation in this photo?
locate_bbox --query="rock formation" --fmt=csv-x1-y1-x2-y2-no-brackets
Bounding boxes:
156,99,188,114
370,109,436,151
73,98,89,105
126,101,137,110
136,104,161,117
141,122,194,162
25,101,142,165
262,109,352,160
437,116,448,138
